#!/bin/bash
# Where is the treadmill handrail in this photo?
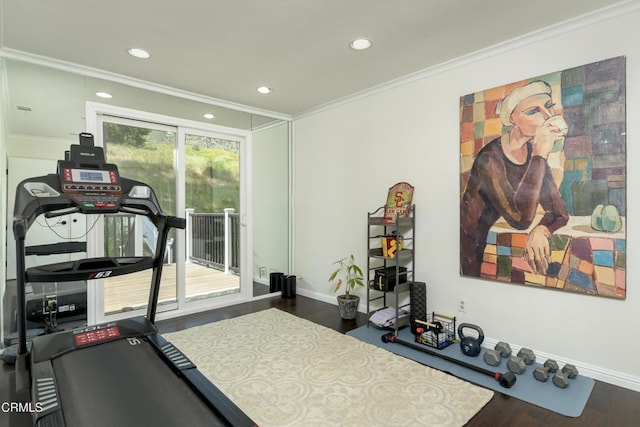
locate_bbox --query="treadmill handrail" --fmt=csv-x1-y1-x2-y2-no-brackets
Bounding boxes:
25,256,156,282
26,241,87,256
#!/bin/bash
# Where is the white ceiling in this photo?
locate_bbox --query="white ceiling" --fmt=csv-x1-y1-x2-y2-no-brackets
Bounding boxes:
0,0,629,137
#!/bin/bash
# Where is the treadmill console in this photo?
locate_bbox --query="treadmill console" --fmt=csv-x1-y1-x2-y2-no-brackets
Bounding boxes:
57,132,123,213
58,164,122,211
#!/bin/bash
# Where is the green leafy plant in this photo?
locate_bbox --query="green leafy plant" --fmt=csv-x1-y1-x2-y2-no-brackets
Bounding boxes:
328,254,365,299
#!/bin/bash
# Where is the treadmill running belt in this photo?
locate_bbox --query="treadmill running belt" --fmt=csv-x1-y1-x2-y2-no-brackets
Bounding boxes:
51,338,230,426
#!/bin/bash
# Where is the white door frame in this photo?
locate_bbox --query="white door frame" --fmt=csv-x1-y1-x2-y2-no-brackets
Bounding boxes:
86,102,253,324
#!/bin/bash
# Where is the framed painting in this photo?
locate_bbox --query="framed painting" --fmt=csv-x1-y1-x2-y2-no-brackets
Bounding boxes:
459,56,626,299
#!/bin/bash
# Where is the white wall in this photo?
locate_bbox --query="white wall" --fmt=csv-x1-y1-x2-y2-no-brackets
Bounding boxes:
292,4,640,390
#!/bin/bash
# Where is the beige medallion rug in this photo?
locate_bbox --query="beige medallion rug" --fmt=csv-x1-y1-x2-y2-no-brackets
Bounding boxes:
163,308,493,427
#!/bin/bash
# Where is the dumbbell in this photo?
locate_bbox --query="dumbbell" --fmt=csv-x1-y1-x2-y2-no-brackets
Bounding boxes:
552,364,579,389
532,359,559,382
507,356,527,374
483,349,501,366
517,348,536,365
494,341,512,358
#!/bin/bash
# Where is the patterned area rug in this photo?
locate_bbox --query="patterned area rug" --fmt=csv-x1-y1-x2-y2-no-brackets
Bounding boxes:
163,308,493,426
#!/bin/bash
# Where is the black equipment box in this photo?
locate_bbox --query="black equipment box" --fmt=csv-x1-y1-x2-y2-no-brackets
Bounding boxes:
373,266,407,291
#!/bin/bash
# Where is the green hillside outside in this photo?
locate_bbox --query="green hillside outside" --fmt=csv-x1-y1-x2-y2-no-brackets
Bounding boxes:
104,125,240,216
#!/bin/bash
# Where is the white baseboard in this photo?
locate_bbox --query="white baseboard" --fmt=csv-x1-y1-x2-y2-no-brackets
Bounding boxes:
295,287,339,305
294,288,640,393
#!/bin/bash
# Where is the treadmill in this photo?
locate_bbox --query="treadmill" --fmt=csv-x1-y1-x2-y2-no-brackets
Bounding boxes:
13,133,256,427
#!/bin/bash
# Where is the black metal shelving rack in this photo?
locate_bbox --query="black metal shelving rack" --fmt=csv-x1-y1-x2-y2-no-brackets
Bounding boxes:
366,205,415,336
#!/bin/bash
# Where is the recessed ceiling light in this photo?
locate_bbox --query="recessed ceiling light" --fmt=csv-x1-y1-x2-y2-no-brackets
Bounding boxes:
203,113,215,119
350,38,372,50
96,92,112,99
257,86,272,94
128,48,151,59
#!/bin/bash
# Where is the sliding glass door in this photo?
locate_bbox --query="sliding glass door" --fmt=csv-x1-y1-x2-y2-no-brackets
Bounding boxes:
88,107,250,323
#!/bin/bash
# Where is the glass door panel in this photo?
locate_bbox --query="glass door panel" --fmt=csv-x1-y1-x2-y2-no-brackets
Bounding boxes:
184,133,241,301
101,119,178,315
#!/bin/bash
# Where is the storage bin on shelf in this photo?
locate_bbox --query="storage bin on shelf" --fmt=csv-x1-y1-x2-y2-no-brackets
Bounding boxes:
381,232,403,258
371,266,407,291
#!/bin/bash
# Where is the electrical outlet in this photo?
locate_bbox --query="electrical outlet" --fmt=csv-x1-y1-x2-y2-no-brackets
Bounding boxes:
458,298,466,312
259,267,267,278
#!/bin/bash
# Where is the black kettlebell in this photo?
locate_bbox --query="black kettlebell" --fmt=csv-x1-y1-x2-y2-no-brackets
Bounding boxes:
458,323,484,357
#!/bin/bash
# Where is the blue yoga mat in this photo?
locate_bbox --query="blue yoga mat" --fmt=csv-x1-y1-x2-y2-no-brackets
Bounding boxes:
347,325,594,417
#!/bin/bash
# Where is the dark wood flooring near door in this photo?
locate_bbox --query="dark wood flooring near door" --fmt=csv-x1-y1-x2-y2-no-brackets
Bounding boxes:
157,295,640,427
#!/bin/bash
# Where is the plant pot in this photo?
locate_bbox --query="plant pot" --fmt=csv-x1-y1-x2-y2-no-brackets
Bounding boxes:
337,294,360,320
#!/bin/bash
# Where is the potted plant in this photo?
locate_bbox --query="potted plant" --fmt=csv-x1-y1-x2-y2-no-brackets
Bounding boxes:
328,254,365,320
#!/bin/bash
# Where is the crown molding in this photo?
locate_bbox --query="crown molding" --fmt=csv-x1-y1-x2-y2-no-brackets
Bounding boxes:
0,48,292,122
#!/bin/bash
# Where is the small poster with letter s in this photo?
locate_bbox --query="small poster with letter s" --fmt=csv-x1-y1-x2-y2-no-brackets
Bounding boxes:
383,182,414,224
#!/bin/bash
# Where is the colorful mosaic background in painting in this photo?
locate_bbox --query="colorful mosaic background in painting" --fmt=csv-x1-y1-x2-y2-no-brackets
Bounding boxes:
481,230,626,299
459,57,626,299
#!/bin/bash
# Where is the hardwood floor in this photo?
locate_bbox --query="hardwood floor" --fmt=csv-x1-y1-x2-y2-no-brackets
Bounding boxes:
156,292,367,335
157,295,640,427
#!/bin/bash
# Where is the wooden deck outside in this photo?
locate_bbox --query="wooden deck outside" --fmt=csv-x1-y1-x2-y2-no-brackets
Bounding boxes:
103,262,240,314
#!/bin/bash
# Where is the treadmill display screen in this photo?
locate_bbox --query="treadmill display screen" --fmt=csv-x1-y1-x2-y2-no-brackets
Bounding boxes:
71,168,111,183
74,325,120,346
